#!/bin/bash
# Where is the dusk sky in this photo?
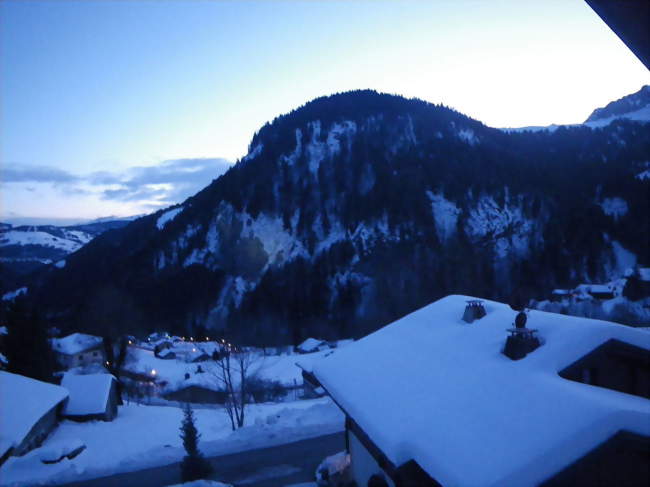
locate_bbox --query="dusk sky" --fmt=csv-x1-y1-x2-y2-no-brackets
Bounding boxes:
1,0,648,224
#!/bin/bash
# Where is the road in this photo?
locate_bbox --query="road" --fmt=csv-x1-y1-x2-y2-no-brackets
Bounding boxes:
59,432,344,487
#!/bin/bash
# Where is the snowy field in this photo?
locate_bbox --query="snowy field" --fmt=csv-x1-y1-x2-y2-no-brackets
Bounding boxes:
0,398,343,487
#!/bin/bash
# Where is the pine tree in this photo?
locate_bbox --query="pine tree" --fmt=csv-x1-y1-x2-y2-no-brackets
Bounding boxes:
179,404,213,482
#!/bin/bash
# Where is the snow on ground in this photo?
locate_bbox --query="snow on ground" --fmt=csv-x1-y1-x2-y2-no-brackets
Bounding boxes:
1,287,27,302
157,207,184,230
126,342,349,393
0,230,88,252
426,191,460,244
0,398,343,486
599,197,628,220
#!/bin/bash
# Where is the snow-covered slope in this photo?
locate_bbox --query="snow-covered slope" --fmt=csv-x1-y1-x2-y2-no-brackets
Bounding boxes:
33,89,650,340
0,218,132,276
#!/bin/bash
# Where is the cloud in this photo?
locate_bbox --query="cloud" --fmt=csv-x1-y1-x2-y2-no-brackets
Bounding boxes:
96,158,233,206
2,157,233,213
2,164,79,183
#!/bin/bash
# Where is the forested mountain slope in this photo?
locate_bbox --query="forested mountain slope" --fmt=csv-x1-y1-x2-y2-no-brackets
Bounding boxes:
31,90,650,342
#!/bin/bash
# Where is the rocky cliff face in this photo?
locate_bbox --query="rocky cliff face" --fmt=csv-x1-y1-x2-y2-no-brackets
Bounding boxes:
29,90,650,342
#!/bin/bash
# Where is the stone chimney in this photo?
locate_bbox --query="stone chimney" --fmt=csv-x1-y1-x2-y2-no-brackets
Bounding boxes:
462,300,487,323
503,311,540,360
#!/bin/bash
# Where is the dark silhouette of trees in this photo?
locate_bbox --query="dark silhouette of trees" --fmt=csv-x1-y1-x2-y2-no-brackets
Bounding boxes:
4,298,56,383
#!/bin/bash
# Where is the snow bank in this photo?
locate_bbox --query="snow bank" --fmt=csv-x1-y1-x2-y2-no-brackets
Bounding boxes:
0,398,343,486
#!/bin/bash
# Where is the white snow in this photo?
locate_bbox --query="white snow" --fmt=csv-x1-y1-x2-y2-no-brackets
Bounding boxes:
639,267,650,282
157,207,184,230
61,373,115,416
635,169,650,180
457,128,478,145
52,333,103,356
584,104,650,128
599,197,628,220
297,338,327,354
54,259,66,269
611,241,636,277
465,195,533,258
37,438,85,463
2,287,27,301
243,142,263,162
0,230,90,253
1,398,343,486
425,191,461,243
0,372,69,457
311,295,650,487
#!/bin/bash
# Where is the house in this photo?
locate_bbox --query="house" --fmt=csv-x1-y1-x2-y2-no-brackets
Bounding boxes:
309,295,650,487
60,373,119,421
52,333,104,369
297,337,329,354
586,284,616,300
158,349,176,360
550,289,572,302
0,371,69,465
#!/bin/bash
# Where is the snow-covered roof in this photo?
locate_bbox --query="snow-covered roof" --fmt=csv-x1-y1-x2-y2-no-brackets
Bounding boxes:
52,333,103,355
61,373,115,416
297,337,326,353
0,371,69,456
551,289,571,295
311,295,650,487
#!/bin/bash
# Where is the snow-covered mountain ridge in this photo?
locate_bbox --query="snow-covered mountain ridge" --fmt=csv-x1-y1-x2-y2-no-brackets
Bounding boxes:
0,219,133,292
29,89,650,340
504,85,650,133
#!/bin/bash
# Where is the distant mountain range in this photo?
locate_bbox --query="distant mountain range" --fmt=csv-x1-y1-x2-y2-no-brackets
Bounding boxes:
0,218,137,292
504,85,650,132
14,87,650,342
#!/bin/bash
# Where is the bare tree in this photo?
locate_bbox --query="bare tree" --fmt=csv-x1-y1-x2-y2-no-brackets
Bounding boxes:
210,343,259,431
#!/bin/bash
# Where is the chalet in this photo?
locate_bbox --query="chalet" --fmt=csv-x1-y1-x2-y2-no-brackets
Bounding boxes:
550,289,572,302
297,337,329,354
309,295,650,487
0,371,69,465
586,284,616,300
52,333,104,369
60,373,119,421
158,349,176,360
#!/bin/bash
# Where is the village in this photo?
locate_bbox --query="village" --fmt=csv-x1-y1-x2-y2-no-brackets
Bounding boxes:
0,294,648,486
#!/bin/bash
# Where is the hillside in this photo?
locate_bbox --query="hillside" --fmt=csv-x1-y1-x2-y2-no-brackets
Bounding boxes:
29,90,650,342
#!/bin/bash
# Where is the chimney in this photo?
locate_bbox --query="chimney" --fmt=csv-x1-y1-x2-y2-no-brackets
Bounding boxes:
462,300,487,323
503,311,540,360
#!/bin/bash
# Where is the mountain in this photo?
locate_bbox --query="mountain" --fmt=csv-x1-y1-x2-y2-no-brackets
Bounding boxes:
0,219,133,281
584,85,650,125
29,89,650,342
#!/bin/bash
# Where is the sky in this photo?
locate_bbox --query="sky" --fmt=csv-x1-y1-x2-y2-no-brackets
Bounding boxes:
1,0,648,224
